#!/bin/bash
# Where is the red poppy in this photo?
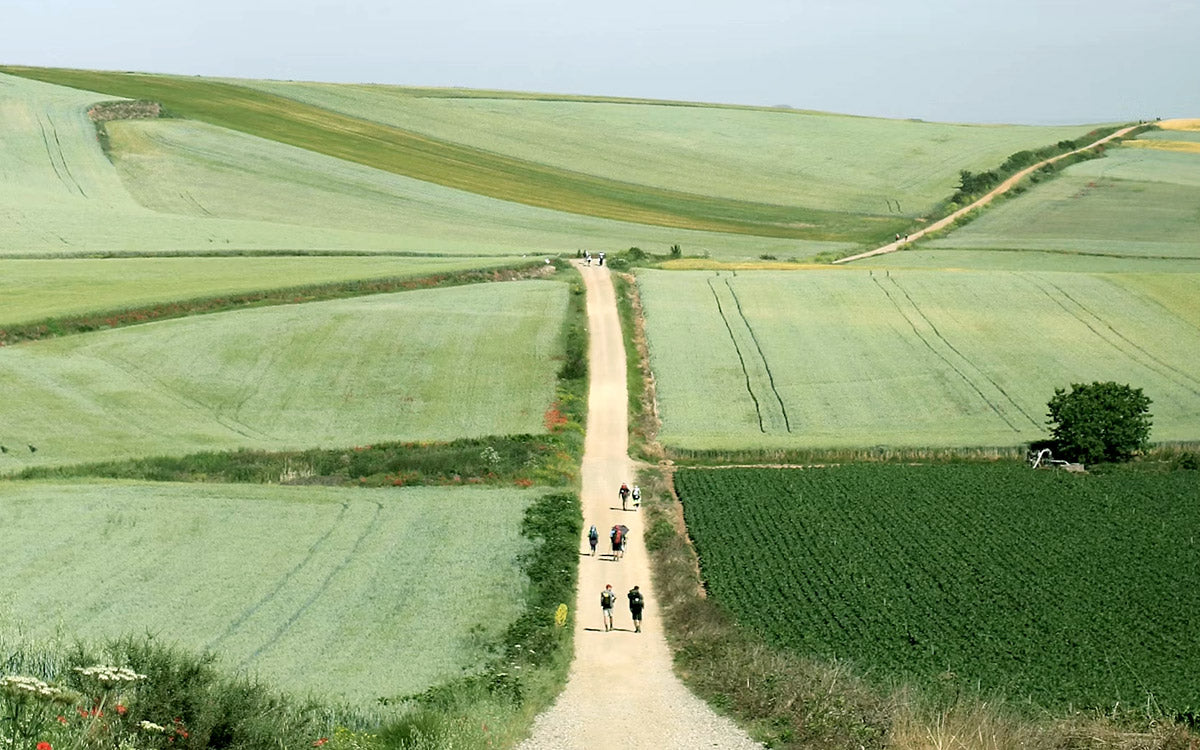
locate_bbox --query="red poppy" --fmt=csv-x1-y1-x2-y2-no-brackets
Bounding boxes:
116,704,127,715
37,742,52,750
313,739,329,747
57,715,67,725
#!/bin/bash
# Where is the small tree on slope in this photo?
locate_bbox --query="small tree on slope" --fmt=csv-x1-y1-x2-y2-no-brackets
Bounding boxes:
1046,381,1152,464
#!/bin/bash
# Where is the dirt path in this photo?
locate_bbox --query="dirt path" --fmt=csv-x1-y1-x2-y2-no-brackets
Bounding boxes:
517,262,761,749
833,123,1144,264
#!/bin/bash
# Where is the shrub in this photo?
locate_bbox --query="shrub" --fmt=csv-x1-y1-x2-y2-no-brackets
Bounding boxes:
1046,381,1153,464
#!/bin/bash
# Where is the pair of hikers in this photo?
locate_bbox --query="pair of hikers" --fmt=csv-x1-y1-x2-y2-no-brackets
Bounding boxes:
586,523,628,560
600,584,644,632
619,483,640,511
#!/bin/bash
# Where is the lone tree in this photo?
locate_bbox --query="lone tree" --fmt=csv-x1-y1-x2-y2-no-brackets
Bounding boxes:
1046,381,1152,464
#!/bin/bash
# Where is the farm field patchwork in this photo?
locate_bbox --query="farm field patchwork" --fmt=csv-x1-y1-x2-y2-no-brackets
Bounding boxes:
917,137,1200,261
0,255,530,326
0,71,848,261
233,78,1100,217
638,269,1200,450
675,465,1200,711
0,66,898,243
0,481,536,706
0,281,566,471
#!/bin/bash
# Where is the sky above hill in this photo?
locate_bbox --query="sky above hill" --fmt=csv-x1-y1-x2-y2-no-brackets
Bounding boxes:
4,0,1197,124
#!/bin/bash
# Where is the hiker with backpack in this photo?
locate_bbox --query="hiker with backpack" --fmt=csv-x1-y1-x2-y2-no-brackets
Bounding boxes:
619,483,631,510
601,584,616,631
631,484,641,509
610,525,625,560
588,524,599,556
627,585,645,633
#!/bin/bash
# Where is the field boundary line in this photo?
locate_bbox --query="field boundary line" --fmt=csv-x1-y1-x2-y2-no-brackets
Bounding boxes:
834,123,1145,264
871,276,1023,433
887,276,1040,429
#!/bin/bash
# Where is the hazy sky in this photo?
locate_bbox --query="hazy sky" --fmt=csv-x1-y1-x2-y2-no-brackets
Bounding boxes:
4,0,1198,124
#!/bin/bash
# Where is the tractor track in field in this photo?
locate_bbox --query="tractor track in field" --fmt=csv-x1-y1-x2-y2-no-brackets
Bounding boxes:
206,501,353,652
871,276,1024,433
885,276,1040,428
240,500,384,667
725,273,791,432
706,273,790,434
1019,274,1200,397
36,114,87,198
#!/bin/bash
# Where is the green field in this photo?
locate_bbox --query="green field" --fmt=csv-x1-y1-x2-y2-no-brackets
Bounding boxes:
912,136,1200,262
234,78,1098,217
676,465,1200,711
0,481,536,706
0,281,566,471
0,255,534,326
639,269,1200,449
0,71,850,261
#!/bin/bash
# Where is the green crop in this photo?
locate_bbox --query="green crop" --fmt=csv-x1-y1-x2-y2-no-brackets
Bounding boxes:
0,481,537,706
639,269,1200,450
676,464,1200,712
0,282,567,471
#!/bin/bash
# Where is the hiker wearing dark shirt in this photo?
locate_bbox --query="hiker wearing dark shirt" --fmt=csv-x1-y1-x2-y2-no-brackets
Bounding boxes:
627,585,645,633
601,585,616,631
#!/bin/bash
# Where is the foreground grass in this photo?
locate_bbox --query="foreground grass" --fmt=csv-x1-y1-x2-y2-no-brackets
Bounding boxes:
0,482,536,704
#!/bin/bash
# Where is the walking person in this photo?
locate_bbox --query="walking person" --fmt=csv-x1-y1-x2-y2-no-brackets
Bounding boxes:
601,584,616,631
610,525,623,560
631,484,641,509
627,585,645,633
619,482,630,510
588,524,599,556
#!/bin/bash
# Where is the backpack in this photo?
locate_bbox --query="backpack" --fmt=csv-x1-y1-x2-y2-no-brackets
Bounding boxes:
588,525,598,540
629,590,644,609
612,528,623,545
601,590,615,607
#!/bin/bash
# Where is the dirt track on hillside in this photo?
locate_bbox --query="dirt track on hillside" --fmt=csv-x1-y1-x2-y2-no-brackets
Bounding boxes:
516,263,761,749
833,123,1144,264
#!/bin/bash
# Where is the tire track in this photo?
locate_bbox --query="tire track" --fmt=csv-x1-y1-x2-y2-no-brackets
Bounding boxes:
872,276,1023,433
45,114,87,197
238,500,385,667
1021,274,1200,397
35,115,71,193
724,274,791,432
707,273,766,432
206,501,352,652
887,277,1040,429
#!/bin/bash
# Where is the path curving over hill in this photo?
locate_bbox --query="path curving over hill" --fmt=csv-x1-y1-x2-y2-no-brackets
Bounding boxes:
833,123,1145,264
517,263,761,749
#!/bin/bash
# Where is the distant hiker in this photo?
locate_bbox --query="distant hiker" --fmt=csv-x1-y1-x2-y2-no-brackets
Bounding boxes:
601,585,616,631
631,485,641,508
619,483,631,510
627,586,645,632
585,251,592,266
611,525,624,559
895,233,901,242
598,252,605,266
588,524,599,556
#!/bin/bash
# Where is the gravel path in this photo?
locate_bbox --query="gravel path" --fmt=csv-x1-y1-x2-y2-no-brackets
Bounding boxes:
833,123,1144,264
518,262,761,749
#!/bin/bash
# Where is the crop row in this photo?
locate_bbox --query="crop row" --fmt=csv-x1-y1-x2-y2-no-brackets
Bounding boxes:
676,464,1200,711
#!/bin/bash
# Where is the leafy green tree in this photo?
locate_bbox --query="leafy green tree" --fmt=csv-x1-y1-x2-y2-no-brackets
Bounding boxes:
1046,382,1152,464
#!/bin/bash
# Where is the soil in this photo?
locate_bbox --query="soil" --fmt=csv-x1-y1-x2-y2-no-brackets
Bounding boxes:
517,263,761,749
